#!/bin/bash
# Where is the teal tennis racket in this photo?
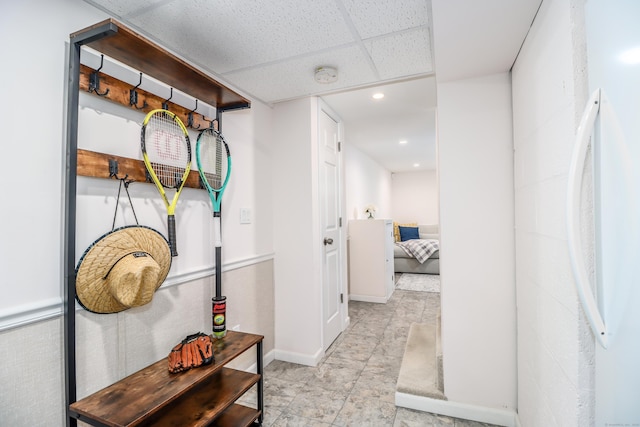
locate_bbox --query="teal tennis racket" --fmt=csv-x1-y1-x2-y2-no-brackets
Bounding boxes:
196,127,231,300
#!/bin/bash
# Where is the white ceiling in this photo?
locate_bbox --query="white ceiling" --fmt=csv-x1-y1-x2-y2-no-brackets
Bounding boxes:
83,0,541,173
322,76,437,172
85,0,434,103
431,0,542,83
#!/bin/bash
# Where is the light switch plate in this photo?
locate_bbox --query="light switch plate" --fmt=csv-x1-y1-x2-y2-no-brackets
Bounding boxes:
240,208,251,224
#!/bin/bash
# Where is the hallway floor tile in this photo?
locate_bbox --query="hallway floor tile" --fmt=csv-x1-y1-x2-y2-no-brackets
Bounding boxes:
241,288,501,427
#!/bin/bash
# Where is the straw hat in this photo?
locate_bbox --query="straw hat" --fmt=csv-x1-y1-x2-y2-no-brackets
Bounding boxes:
75,225,171,314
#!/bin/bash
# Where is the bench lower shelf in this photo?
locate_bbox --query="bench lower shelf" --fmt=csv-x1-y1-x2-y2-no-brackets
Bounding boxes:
69,331,264,427
140,368,260,426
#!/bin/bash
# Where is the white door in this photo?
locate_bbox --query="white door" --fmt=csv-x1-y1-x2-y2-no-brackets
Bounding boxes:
319,106,343,350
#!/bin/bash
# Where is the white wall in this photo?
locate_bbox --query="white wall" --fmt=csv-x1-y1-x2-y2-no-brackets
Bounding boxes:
1,0,276,329
0,0,276,424
74,94,274,278
512,0,594,426
272,97,324,365
0,0,107,329
391,170,439,224
218,103,275,263
437,72,516,412
344,142,392,221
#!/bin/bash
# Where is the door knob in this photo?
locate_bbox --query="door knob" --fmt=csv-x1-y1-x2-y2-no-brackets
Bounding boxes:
324,237,334,245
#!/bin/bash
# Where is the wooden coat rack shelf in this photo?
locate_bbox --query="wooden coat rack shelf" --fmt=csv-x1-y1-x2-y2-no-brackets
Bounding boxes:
64,18,261,427
77,149,204,189
77,63,213,189
73,19,251,111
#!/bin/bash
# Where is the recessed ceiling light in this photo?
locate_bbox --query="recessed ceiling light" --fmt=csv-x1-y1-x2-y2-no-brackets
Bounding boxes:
372,93,384,100
413,163,420,168
399,140,408,145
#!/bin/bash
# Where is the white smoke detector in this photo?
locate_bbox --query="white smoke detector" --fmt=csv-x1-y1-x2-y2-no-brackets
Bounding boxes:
314,66,338,84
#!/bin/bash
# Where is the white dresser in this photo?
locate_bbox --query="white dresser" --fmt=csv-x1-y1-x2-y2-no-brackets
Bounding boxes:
348,219,395,303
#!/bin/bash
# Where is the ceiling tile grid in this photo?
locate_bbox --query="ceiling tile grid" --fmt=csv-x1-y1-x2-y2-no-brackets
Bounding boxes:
222,44,377,103
365,27,433,80
125,0,356,74
341,0,431,39
86,0,435,103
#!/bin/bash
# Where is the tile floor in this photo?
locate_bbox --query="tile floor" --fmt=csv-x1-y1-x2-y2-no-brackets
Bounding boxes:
240,282,499,427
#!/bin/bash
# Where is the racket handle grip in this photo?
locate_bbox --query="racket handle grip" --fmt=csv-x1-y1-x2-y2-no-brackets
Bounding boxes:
168,215,178,257
213,215,222,248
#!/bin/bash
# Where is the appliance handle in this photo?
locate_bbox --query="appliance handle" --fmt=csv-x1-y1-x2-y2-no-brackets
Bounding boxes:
567,88,608,349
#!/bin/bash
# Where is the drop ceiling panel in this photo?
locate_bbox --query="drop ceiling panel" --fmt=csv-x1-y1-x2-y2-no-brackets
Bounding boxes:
113,0,356,74
342,0,430,39
223,44,376,103
365,28,433,80
86,0,437,103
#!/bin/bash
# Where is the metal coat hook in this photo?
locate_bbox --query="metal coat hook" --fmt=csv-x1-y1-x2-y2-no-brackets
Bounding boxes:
108,159,119,178
187,99,201,129
208,117,218,130
88,54,110,97
129,72,148,110
108,160,134,186
162,88,173,110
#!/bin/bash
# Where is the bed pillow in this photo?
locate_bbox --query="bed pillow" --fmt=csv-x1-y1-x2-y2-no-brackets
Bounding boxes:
393,222,417,242
398,226,420,241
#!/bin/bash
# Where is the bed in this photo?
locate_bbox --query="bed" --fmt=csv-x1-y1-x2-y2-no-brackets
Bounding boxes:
393,223,440,275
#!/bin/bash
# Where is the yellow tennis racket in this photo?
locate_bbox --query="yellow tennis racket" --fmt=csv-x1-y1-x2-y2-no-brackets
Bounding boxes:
141,109,191,257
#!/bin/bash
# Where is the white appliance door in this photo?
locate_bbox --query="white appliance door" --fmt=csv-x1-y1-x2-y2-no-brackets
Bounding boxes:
585,1,640,425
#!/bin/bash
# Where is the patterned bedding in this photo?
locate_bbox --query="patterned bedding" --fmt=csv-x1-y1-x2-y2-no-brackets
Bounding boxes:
396,239,439,264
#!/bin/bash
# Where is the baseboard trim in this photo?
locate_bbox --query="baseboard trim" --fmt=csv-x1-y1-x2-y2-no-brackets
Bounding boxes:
349,294,388,303
244,349,276,373
274,346,324,367
395,392,516,427
264,349,276,367
343,315,351,330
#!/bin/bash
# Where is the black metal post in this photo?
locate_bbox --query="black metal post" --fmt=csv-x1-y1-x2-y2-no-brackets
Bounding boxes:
64,21,118,427
215,109,223,298
257,340,264,425
63,37,81,427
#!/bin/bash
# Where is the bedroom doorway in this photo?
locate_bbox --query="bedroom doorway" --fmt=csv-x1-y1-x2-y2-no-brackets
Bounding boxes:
320,76,441,394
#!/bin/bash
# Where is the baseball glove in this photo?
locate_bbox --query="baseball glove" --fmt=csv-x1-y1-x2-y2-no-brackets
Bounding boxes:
168,332,214,373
